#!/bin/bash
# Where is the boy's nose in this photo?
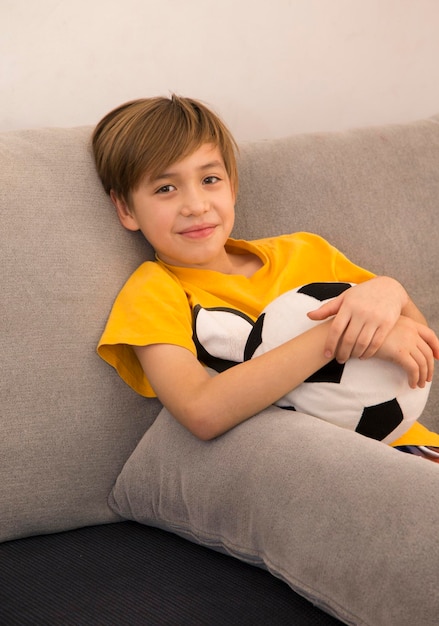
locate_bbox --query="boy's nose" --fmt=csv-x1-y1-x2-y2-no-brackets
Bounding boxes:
180,191,209,216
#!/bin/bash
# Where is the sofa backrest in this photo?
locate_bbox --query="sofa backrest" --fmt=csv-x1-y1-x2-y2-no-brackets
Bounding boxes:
1,115,438,542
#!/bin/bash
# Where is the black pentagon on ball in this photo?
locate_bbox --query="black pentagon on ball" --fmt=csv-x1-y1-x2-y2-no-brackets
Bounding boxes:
297,282,352,301
305,359,345,384
355,398,404,441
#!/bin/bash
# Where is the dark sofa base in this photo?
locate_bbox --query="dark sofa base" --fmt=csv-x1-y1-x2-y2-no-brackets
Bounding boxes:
0,521,341,625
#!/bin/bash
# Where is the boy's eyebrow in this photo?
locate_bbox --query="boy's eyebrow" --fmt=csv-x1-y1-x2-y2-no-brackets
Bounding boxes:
152,160,225,182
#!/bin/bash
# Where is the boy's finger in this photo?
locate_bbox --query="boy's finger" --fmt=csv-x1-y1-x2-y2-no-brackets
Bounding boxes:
307,299,340,321
418,340,435,382
357,325,389,360
324,315,351,359
405,357,419,389
414,348,428,388
323,326,340,358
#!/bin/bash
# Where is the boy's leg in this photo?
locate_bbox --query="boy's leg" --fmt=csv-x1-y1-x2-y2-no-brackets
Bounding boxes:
394,445,439,463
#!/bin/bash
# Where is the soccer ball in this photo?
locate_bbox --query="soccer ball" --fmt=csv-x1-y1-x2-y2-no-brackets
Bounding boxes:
244,282,431,444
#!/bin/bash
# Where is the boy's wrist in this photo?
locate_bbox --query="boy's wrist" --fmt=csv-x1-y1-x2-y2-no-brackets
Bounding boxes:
375,275,408,309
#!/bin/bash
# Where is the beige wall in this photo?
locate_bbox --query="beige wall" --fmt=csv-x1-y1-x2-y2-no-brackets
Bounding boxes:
1,0,439,139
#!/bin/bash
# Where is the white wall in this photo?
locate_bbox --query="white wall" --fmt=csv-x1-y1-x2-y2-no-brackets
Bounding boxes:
2,0,439,139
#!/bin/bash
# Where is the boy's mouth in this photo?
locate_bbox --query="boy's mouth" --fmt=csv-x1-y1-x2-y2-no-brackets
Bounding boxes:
179,224,217,239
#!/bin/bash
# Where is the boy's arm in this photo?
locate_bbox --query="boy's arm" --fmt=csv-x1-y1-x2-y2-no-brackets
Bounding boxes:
134,312,438,441
401,297,428,325
134,321,334,441
308,276,416,362
375,315,439,388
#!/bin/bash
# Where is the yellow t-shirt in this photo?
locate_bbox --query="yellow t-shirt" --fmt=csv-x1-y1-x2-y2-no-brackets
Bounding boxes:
97,232,439,447
98,232,374,396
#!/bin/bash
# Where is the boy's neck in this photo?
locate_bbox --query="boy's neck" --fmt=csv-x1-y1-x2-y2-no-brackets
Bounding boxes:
226,251,263,278
157,250,263,278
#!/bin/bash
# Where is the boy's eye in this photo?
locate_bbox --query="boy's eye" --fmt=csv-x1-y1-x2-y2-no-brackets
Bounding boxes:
203,176,220,185
156,184,176,194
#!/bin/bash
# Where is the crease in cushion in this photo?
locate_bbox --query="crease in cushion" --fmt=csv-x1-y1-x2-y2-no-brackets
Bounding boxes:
109,406,439,626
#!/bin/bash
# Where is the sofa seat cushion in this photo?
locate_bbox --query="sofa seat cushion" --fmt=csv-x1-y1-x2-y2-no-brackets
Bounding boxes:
0,521,340,625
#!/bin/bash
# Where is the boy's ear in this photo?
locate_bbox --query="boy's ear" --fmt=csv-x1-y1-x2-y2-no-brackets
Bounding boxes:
110,190,140,232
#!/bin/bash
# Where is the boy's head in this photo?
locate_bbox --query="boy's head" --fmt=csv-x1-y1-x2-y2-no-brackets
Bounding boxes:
92,95,239,204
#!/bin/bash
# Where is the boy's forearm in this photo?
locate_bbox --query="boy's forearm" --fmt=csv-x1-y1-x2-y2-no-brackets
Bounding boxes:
401,297,428,325
138,321,333,440
180,321,334,439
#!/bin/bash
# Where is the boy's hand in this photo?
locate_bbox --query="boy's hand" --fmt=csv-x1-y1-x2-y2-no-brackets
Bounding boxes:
307,277,408,363
375,316,439,388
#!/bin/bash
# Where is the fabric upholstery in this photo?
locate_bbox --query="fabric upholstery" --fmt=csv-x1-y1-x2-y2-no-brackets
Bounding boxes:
1,112,439,584
1,128,160,542
109,406,439,626
0,521,342,625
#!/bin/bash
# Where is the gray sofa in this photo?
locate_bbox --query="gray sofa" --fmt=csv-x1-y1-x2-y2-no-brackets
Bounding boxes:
1,114,439,625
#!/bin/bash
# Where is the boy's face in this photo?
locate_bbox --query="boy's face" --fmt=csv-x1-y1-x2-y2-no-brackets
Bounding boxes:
112,143,236,271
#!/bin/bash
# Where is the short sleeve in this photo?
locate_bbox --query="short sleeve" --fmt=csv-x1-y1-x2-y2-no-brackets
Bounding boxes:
97,262,195,397
332,247,376,284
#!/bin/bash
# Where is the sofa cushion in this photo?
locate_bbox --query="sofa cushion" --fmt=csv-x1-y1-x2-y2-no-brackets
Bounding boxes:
109,406,439,626
0,521,341,625
0,127,161,542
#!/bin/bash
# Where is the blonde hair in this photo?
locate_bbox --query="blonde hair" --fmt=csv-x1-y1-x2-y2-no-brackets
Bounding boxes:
92,95,239,202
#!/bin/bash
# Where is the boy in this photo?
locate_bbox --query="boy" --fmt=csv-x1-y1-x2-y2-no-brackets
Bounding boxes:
93,95,439,455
